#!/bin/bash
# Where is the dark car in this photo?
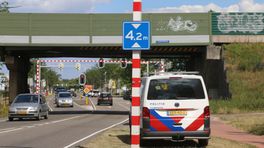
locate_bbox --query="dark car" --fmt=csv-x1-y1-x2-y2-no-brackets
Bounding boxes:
123,90,131,100
97,92,113,106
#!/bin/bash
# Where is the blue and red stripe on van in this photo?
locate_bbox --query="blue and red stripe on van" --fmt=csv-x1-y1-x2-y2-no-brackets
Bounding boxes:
149,109,204,132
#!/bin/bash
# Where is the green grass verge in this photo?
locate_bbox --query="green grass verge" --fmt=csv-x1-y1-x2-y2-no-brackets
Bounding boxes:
210,71,264,114
0,102,8,118
81,124,255,148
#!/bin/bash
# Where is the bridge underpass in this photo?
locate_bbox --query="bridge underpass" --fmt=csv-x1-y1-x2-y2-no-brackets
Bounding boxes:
3,45,223,102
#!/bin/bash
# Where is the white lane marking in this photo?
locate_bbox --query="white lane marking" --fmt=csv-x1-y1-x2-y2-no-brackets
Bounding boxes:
0,127,23,134
64,118,129,148
73,102,93,111
49,116,81,124
89,97,96,111
47,101,53,112
46,96,54,111
0,119,7,123
0,116,82,135
0,127,16,132
117,103,130,110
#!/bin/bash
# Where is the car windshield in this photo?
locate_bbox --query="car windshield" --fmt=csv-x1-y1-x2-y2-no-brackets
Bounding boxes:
14,95,39,103
57,89,67,92
59,93,71,98
100,93,110,98
147,78,205,100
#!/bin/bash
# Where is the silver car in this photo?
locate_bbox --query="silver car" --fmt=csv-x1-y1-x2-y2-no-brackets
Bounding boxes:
56,92,73,107
8,94,49,121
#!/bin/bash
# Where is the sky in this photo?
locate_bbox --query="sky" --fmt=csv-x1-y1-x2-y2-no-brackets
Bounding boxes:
1,0,264,79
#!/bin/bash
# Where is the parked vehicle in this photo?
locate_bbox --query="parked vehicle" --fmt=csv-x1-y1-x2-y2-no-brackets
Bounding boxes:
8,94,49,121
56,92,73,107
88,90,100,97
97,92,113,106
92,90,100,97
138,72,210,146
68,90,77,97
123,90,131,100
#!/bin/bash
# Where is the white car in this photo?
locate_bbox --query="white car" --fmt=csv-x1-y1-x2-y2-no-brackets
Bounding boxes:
8,94,49,121
139,72,210,146
56,92,73,107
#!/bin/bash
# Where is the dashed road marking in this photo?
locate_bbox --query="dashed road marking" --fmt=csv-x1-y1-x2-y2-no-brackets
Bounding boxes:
0,127,16,132
0,127,23,134
0,116,82,135
0,119,7,123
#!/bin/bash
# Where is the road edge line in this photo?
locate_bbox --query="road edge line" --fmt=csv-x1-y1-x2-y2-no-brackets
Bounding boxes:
64,118,128,148
89,97,96,111
46,96,54,112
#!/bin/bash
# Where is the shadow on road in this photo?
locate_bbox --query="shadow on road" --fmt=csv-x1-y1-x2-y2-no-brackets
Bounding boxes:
49,110,129,115
0,146,32,148
117,135,202,148
141,139,201,148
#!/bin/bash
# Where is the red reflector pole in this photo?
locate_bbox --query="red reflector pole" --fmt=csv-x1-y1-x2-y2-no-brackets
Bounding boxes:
131,0,142,147
36,60,40,94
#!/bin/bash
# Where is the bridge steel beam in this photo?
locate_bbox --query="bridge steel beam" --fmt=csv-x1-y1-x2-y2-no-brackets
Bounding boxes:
5,56,30,103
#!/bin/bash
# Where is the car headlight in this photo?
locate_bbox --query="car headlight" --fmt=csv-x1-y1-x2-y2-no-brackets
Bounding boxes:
9,107,15,112
29,107,38,111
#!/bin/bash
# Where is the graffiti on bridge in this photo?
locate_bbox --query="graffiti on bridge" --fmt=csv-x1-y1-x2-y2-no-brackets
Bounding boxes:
156,16,198,32
217,13,264,34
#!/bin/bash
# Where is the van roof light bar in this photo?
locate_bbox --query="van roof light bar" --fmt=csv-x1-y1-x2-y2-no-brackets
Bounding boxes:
143,71,200,76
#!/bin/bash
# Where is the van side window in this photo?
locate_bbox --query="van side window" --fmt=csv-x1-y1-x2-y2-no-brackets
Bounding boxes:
140,78,146,100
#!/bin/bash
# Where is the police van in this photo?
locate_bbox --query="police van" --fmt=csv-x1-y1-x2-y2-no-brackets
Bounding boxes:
140,72,210,146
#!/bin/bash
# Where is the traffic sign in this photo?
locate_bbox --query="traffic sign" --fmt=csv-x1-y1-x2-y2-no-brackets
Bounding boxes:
123,21,150,50
83,88,90,94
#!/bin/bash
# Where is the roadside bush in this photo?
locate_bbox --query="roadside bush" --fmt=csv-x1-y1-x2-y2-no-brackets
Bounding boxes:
224,43,264,71
249,124,264,135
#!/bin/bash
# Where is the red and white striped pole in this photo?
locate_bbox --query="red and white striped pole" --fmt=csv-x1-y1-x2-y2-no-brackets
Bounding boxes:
131,0,142,147
36,60,40,94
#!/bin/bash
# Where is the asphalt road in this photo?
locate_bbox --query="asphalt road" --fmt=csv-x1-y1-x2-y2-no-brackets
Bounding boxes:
0,94,130,148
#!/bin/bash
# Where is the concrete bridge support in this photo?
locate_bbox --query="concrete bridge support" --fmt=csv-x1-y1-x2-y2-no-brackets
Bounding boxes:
5,56,30,103
204,45,231,99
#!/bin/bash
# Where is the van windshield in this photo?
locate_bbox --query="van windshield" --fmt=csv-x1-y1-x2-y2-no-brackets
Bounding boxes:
147,78,205,100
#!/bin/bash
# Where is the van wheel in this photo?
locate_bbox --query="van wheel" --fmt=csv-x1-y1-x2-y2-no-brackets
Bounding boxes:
140,138,148,147
8,117,13,121
198,139,209,147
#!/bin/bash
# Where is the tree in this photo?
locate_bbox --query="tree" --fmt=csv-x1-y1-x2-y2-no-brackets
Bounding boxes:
28,61,60,89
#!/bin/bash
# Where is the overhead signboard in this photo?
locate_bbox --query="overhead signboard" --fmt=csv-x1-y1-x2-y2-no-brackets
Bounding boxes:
123,21,150,50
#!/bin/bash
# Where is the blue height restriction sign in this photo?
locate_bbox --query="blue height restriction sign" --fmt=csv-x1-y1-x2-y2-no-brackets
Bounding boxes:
123,21,150,50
